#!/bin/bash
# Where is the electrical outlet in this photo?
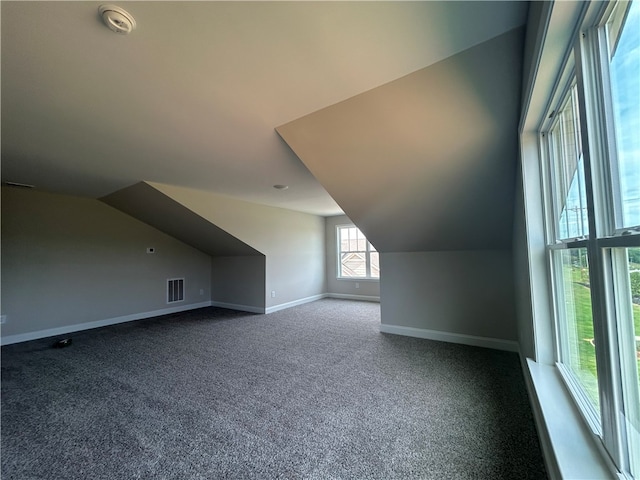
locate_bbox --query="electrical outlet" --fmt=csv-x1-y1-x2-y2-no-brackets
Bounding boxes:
355,282,360,289
199,289,204,295
0,315,7,324
271,291,276,298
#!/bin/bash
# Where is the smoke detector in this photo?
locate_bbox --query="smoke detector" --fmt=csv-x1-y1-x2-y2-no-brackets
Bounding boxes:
99,5,136,34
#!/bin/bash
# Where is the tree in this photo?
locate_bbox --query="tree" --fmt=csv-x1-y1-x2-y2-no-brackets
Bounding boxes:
631,271,640,302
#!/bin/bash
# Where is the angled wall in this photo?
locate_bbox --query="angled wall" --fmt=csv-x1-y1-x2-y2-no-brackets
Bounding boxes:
102,182,266,312
277,28,524,253
102,182,263,257
277,29,524,348
144,182,326,311
0,187,212,344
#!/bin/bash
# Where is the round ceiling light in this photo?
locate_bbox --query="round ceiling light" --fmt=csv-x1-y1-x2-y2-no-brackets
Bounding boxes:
99,5,136,34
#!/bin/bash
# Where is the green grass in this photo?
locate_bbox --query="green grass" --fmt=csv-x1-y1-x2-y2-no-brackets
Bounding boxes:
566,265,640,407
567,273,600,406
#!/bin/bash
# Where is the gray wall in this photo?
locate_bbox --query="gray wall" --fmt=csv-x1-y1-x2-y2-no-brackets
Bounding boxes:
277,28,524,253
211,256,266,310
150,182,326,309
325,215,380,299
380,250,517,341
1,187,212,340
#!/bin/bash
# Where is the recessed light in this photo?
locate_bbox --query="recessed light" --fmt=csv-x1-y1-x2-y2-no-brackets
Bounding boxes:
273,184,289,190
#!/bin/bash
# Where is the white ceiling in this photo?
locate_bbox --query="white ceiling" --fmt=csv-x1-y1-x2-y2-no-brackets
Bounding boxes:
1,1,528,217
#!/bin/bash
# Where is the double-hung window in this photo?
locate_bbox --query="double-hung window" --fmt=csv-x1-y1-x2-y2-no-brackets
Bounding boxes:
337,225,379,279
540,1,640,476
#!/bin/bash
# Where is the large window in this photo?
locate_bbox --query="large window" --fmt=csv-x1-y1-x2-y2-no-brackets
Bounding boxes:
544,79,601,420
337,225,379,279
540,1,640,477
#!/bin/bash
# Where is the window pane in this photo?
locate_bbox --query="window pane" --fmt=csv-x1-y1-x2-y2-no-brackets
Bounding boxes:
608,0,640,229
370,252,380,278
337,225,379,279
356,230,366,251
613,247,640,476
556,248,600,411
549,85,589,240
341,252,366,277
348,227,359,251
339,227,349,252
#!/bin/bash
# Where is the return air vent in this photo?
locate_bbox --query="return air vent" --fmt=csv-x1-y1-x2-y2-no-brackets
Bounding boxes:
167,278,184,304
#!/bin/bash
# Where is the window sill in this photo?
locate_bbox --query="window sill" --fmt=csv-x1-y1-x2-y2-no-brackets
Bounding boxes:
336,277,379,282
524,358,621,480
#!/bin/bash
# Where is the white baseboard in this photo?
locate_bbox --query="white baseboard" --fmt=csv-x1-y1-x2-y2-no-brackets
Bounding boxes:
210,301,264,314
379,323,519,352
327,293,380,302
0,301,213,346
265,294,327,314
216,293,377,315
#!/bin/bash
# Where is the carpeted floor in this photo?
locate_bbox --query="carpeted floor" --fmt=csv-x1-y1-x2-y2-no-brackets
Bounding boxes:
1,299,547,479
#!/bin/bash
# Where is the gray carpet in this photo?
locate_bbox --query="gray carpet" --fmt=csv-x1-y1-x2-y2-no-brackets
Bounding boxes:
1,299,547,479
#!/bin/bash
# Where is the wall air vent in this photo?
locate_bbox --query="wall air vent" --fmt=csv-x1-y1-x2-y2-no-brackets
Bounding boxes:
167,278,184,304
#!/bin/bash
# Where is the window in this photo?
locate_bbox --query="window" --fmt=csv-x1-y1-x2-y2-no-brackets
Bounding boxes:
539,1,640,476
337,225,379,279
548,82,589,241
544,80,601,421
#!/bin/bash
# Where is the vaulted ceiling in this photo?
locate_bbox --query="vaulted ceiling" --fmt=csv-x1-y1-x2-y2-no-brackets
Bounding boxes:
1,1,528,251
277,27,525,251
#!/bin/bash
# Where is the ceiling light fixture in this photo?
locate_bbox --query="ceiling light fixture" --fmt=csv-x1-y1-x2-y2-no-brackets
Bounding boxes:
273,185,289,190
99,5,136,35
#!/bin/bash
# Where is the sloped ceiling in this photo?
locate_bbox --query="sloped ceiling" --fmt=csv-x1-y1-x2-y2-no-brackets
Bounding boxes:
277,28,525,251
102,182,263,257
1,1,528,221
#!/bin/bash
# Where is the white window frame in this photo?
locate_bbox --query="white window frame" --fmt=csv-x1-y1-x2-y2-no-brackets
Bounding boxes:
336,224,379,280
534,1,640,478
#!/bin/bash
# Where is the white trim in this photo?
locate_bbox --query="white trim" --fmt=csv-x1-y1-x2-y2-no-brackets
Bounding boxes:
210,301,264,314
327,293,380,302
265,294,326,314
379,324,519,352
520,355,561,480
0,301,212,346
521,1,586,132
336,277,380,283
523,358,620,480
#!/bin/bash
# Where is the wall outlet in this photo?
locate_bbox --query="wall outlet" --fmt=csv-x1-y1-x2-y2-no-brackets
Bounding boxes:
199,289,204,295
355,282,360,289
0,315,6,324
271,290,276,298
